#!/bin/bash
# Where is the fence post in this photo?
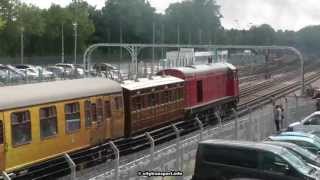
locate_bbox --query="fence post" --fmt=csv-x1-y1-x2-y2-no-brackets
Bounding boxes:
172,124,184,180
232,108,238,140
145,132,155,168
247,106,253,141
214,112,222,128
294,94,298,117
64,153,77,180
195,117,203,141
284,97,289,127
110,141,120,180
172,124,181,170
2,171,11,180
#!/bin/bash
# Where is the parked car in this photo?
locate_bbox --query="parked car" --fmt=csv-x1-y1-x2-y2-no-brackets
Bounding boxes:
263,141,320,169
14,64,39,79
93,63,118,72
46,66,65,77
288,111,320,132
73,64,85,76
0,64,24,81
193,139,319,180
34,66,54,78
268,135,320,155
55,63,74,75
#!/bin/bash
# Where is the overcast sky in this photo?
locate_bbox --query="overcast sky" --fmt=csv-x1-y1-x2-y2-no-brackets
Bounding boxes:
22,0,320,31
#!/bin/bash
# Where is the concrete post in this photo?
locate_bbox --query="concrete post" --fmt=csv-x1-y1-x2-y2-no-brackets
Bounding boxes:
195,117,204,141
232,108,238,140
285,97,289,126
110,141,120,180
64,153,77,180
248,106,253,141
145,132,155,168
215,112,222,128
2,171,11,180
172,124,181,170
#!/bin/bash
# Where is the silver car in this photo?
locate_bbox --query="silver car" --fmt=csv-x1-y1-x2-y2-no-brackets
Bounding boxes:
288,112,320,132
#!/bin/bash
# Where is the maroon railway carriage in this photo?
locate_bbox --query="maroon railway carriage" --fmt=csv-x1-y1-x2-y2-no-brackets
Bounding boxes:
121,75,185,136
159,63,239,118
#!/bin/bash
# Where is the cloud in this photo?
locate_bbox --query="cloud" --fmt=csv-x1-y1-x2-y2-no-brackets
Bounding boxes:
216,0,320,31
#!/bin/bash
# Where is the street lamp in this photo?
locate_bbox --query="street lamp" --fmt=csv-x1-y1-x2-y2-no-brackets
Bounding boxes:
73,22,78,64
61,23,65,63
20,26,24,64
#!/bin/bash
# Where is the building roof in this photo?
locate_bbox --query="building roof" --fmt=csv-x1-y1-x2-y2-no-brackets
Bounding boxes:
0,78,122,110
121,75,184,91
164,62,236,77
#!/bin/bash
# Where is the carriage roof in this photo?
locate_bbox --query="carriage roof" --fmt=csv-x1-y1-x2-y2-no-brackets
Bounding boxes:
121,75,184,91
165,62,236,76
0,78,122,110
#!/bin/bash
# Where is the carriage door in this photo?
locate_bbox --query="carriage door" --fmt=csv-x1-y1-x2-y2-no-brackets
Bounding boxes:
0,113,5,170
90,99,106,145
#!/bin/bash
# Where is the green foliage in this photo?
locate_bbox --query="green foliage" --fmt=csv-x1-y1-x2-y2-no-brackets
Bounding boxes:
0,0,320,58
0,17,5,30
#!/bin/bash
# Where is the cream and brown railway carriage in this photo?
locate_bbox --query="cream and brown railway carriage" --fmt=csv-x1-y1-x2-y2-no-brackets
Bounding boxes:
121,75,185,136
0,78,124,174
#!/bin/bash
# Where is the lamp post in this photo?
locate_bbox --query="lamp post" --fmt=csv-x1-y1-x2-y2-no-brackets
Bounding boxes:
20,26,24,64
61,23,65,63
73,22,78,64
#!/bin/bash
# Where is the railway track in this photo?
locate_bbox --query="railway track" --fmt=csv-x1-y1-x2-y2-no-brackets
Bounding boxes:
11,67,320,180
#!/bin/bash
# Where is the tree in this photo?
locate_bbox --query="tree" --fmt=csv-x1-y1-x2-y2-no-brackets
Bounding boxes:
297,25,320,54
99,0,156,44
165,0,222,44
247,24,276,45
0,17,5,30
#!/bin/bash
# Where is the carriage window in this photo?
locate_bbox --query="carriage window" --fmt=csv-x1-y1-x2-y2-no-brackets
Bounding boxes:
84,100,92,127
105,101,112,118
40,106,57,138
91,103,97,121
96,99,103,122
162,91,169,104
177,88,183,100
133,97,142,110
148,94,156,106
11,111,31,146
115,97,123,110
65,103,81,132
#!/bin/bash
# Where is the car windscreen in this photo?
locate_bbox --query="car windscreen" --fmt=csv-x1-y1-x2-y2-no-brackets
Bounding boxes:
280,150,313,175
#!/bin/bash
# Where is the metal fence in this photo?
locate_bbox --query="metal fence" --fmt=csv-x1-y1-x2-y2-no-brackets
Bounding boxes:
55,94,316,180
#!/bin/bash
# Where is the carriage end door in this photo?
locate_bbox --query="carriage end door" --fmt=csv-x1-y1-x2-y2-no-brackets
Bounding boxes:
0,113,5,171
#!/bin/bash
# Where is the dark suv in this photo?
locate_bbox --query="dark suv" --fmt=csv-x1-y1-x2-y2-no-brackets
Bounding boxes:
192,140,319,180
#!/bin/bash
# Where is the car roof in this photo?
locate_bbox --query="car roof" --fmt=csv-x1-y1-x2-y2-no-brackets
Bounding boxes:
269,135,316,142
200,139,287,154
263,141,301,149
280,132,320,141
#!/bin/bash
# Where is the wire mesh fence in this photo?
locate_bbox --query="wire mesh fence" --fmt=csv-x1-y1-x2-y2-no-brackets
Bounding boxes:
56,94,315,180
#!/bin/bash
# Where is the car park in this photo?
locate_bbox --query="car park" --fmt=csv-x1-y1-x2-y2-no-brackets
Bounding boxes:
288,111,320,132
193,139,319,180
263,141,320,169
268,135,320,155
